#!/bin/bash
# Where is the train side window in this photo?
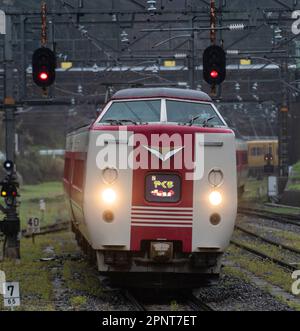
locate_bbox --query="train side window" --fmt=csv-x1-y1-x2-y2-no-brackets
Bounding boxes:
73,159,85,189
251,147,263,156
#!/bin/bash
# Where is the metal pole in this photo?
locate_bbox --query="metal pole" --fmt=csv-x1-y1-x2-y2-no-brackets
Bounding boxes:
4,15,15,163
278,57,289,178
3,15,20,259
189,18,196,89
19,15,26,100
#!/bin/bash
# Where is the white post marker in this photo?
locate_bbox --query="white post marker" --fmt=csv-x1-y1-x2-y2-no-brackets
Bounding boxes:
0,270,5,295
39,199,46,212
0,10,5,35
39,199,46,222
27,217,41,235
3,282,20,309
268,176,278,197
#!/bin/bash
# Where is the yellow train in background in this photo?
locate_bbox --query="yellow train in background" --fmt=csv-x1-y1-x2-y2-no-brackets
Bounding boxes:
247,139,278,176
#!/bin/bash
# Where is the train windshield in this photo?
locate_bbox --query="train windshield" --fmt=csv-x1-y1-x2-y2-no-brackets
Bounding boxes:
100,100,161,123
166,100,224,126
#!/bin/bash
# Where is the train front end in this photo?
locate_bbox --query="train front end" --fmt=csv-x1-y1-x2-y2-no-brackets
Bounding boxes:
82,88,237,287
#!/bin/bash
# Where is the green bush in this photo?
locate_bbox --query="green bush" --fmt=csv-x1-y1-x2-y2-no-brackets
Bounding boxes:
16,153,64,184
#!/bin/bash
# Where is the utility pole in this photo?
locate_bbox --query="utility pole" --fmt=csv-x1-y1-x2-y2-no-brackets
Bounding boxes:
1,14,21,259
188,17,196,89
278,57,289,180
210,0,217,97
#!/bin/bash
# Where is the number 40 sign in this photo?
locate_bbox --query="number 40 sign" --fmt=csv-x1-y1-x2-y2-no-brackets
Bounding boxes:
2,282,20,308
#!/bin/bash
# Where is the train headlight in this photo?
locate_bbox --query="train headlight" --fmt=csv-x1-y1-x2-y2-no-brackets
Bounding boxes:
208,169,223,187
102,188,117,204
209,191,222,206
102,167,118,184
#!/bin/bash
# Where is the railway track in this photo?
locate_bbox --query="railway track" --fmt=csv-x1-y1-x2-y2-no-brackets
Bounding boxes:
235,208,300,271
235,224,300,256
122,290,214,311
183,293,214,311
0,221,70,242
230,238,298,272
238,206,300,227
22,221,70,238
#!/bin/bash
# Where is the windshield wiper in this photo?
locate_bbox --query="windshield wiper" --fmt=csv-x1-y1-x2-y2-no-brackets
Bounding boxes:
188,115,203,126
102,119,138,125
118,119,138,125
103,119,123,125
185,115,216,127
202,116,216,127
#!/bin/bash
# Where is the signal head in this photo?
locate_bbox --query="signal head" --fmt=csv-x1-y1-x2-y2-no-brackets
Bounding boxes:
32,47,56,88
39,72,49,80
210,70,219,79
203,45,226,85
3,160,14,172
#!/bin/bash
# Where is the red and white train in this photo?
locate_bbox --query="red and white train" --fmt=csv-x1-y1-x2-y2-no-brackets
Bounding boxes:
64,88,239,288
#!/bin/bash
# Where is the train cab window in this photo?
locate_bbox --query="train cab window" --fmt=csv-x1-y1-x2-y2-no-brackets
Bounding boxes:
100,100,161,123
166,100,224,126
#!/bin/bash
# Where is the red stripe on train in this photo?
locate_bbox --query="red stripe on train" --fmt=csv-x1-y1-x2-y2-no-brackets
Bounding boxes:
130,226,192,252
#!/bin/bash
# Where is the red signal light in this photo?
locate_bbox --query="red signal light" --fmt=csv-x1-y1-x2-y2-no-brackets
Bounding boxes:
210,70,219,79
39,72,48,80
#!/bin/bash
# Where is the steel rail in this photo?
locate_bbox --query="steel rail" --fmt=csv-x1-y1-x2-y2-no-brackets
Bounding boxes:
230,239,298,272
235,224,300,255
238,207,300,227
122,290,147,311
184,294,215,311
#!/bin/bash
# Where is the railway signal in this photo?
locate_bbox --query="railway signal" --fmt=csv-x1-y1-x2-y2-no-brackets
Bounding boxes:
1,183,17,198
32,47,56,88
3,160,14,173
203,45,226,86
0,160,20,259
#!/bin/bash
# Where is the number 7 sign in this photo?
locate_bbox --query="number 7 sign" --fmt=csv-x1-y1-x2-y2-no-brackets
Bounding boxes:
3,282,20,307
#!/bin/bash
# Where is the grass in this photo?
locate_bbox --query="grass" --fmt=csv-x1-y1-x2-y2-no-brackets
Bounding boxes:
266,228,300,251
222,265,251,283
291,161,300,177
0,181,106,311
63,260,103,298
19,182,68,228
0,234,58,311
227,245,298,297
241,178,268,202
234,229,300,264
263,206,300,215
224,256,300,311
0,231,92,311
20,182,64,202
70,296,87,309
286,161,300,192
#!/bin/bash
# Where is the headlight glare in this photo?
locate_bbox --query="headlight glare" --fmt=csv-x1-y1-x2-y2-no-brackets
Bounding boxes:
102,188,117,204
209,191,222,206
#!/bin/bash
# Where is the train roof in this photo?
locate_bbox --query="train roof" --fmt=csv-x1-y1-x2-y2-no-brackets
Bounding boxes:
111,88,212,102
